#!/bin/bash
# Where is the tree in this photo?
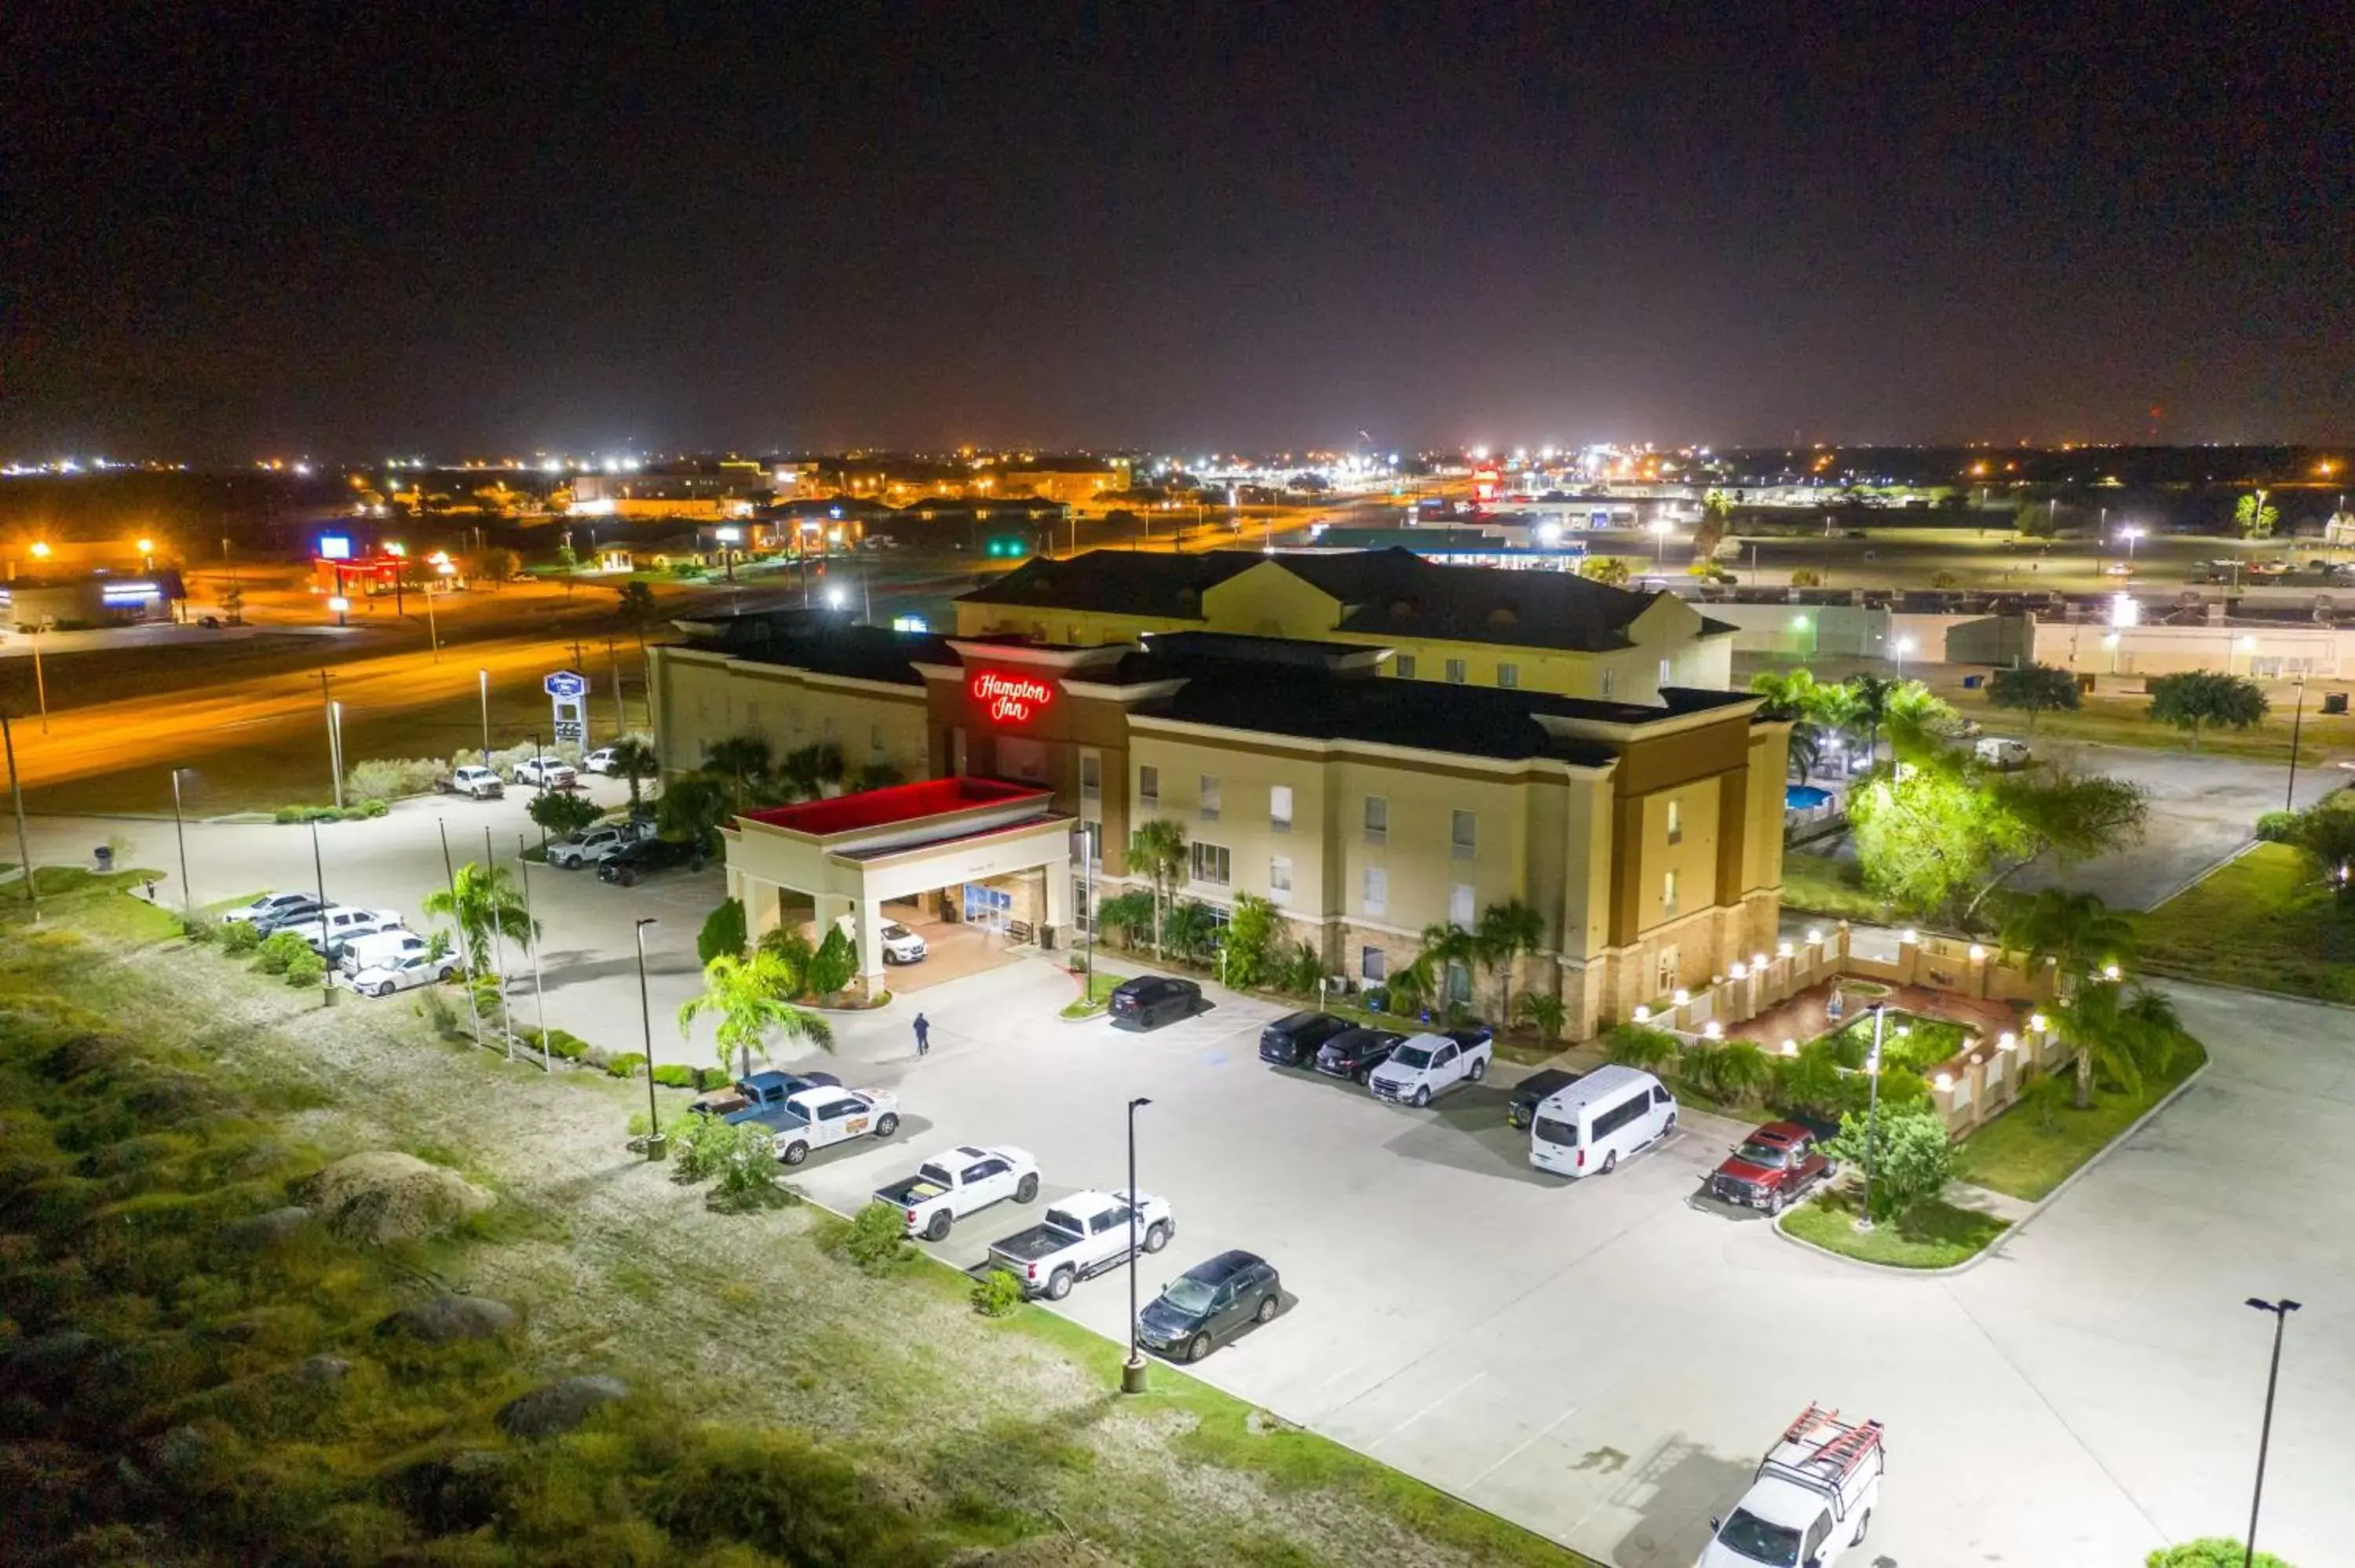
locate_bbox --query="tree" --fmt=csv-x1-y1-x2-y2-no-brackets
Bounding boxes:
1928,569,1959,590
697,897,747,965
1473,899,1544,1025
1789,567,1823,588
1825,1104,1953,1223
422,860,538,976
1769,1041,1851,1121
1094,889,1156,946
604,738,660,816
1398,921,1476,1018
677,950,834,1080
1692,490,1732,560
1514,989,1568,1044
1579,556,1631,587
2147,671,2269,750
526,789,601,840
2235,489,2279,539
1127,819,1188,960
706,734,774,804
851,761,903,793
1846,673,1898,764
1707,1040,1773,1104
805,925,857,996
656,772,735,851
757,924,814,991
2289,801,2355,903
1604,1023,1678,1071
1880,680,1959,760
1750,668,1827,781
2145,1539,2295,1568
2050,979,2187,1110
1999,888,2133,981
615,578,659,627
220,582,245,625
1163,899,1222,965
1221,892,1283,989
1988,663,2080,731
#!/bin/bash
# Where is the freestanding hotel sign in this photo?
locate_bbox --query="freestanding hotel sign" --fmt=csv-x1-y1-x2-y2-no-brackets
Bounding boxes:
970,669,1055,725
545,669,590,744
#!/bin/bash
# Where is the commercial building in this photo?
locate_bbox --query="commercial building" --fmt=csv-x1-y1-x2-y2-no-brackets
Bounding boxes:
652,598,1786,1038
955,546,1735,702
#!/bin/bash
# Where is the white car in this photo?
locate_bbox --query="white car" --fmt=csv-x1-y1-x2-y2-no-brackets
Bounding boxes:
221,892,312,927
276,906,403,957
768,1087,902,1165
338,928,433,975
581,747,619,774
512,757,579,789
1974,736,2032,770
346,952,458,997
879,922,928,964
546,819,654,870
1367,1028,1492,1106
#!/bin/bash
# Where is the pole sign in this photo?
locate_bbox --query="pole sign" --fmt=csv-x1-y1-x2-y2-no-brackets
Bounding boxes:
544,669,590,744
969,669,1055,726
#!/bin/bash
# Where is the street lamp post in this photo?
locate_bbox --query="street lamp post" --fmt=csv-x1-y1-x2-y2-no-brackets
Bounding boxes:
2285,676,2308,813
483,826,515,1059
478,669,491,764
2120,524,2145,564
2,711,38,920
438,818,485,1051
2242,1297,2302,1568
308,820,333,1008
1649,519,1670,568
1123,1096,1154,1395
517,834,550,1070
170,767,194,921
635,917,664,1158
1852,1005,1887,1232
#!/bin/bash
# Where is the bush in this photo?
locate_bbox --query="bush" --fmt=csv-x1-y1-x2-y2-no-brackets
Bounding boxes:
1826,1104,1955,1223
840,1202,913,1273
805,925,856,997
528,789,602,839
254,929,311,975
694,1067,732,1092
651,1063,696,1088
218,920,261,954
417,986,463,1039
2147,1541,2295,1568
344,757,446,801
972,1268,1026,1318
1604,1023,1678,1071
604,1052,648,1079
518,1026,590,1060
180,913,219,944
2255,810,2302,844
698,898,748,965
284,951,327,989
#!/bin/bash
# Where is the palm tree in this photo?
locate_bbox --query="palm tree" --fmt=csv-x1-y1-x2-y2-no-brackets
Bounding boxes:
706,734,773,806
423,860,538,976
604,737,660,818
1786,724,1824,784
1399,921,1476,1019
1751,669,1827,784
1473,899,1545,1026
678,950,835,1080
1846,673,1898,765
656,773,734,851
1806,680,1866,766
2000,888,2134,982
2052,980,2185,1110
1882,681,1959,761
1127,819,1189,960
1711,1040,1773,1105
1514,989,1568,1045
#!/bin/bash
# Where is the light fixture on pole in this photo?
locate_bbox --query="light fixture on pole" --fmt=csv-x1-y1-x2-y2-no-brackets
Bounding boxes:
169,767,195,921
2242,1297,2302,1568
327,593,350,628
635,917,665,1158
1648,518,1671,567
2120,524,2145,563
517,833,550,1070
1852,1004,1886,1232
1122,1096,1154,1395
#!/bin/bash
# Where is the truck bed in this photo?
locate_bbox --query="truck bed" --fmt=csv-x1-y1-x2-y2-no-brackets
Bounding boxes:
988,1224,1076,1264
874,1175,946,1205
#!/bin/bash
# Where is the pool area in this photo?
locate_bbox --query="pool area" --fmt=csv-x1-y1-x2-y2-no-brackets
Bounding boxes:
1785,784,1833,810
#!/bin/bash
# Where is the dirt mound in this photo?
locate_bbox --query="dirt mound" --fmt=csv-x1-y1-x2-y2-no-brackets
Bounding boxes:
295,1151,492,1244
377,1293,519,1344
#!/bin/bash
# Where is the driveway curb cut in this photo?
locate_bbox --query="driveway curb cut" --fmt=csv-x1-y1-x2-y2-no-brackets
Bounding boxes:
1771,1059,2211,1277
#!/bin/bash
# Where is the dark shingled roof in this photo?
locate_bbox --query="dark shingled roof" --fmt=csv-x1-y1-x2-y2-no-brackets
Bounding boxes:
675,611,948,686
959,547,1663,651
1146,671,1621,767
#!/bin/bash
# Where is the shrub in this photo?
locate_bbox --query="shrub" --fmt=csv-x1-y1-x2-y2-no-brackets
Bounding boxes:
528,789,601,839
706,1124,788,1212
2255,810,2302,844
805,925,856,997
1826,1104,1954,1223
694,1067,732,1092
840,1202,913,1273
604,1052,648,1079
284,951,327,989
417,987,463,1039
219,920,261,954
344,757,445,801
972,1268,1026,1318
181,913,219,944
545,1030,590,1060
651,1063,696,1088
254,929,311,975
698,898,748,965
1604,1023,1678,1071
2147,1540,2295,1568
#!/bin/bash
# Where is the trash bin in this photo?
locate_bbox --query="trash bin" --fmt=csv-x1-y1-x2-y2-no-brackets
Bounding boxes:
1961,674,1984,690
92,845,113,872
2325,691,2350,716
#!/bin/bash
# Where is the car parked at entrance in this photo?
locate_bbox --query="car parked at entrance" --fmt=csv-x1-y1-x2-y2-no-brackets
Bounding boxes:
345,952,459,997
1137,1250,1283,1362
1367,1029,1492,1105
597,837,706,885
1506,1067,1583,1129
1258,1010,1351,1067
986,1188,1174,1300
879,922,928,964
1108,975,1201,1030
768,1087,900,1165
1314,1026,1404,1084
874,1145,1040,1240
1709,1122,1837,1215
1528,1063,1677,1178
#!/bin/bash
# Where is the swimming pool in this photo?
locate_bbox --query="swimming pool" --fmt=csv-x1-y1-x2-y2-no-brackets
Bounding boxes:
1785,785,1832,810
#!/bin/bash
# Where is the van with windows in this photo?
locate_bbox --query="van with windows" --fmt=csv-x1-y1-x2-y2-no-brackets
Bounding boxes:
1528,1064,1677,1178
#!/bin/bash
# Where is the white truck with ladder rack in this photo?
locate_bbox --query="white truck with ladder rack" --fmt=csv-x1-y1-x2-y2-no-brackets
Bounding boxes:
1697,1403,1883,1568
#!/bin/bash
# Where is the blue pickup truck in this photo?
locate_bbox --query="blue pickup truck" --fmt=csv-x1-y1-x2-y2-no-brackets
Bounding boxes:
687,1069,842,1127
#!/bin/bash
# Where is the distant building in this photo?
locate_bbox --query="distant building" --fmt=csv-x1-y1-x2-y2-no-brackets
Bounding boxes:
566,461,765,520
2,571,181,630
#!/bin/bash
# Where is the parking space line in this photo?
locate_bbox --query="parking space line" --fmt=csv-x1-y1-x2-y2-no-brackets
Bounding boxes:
1463,1400,1582,1492
1367,1369,1487,1451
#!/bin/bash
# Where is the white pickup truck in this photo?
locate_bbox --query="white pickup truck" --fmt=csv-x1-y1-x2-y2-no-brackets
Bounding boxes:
547,819,653,870
1699,1404,1883,1568
986,1188,1174,1300
437,765,505,800
766,1086,901,1165
1367,1026,1493,1106
874,1145,1040,1240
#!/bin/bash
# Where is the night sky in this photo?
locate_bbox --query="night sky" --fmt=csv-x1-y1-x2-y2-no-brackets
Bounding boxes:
8,4,2350,459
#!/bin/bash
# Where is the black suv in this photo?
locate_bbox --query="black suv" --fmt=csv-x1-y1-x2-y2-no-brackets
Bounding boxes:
1258,1010,1350,1067
597,837,706,886
1108,975,1202,1030
1137,1249,1283,1363
1314,1026,1404,1083
1506,1067,1583,1129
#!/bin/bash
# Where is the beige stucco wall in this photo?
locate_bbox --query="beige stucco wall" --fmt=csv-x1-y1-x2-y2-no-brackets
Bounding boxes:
650,647,929,781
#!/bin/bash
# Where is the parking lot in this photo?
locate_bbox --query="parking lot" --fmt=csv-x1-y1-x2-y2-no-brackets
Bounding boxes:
31,802,2353,1566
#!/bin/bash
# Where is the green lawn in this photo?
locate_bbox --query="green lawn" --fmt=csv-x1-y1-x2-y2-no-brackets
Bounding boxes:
1057,966,1131,1018
2132,841,2355,1005
0,864,182,943
1780,851,1895,921
1955,1044,2207,1201
1820,1008,1975,1076
1782,1188,2010,1268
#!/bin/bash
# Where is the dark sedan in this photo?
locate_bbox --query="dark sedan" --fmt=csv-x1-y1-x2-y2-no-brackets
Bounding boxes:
1108,975,1201,1030
1506,1067,1584,1129
1258,1009,1350,1066
597,837,707,886
1314,1026,1403,1083
1137,1249,1283,1362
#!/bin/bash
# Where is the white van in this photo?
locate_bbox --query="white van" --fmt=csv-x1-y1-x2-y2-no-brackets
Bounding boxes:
338,927,431,976
1528,1064,1677,1178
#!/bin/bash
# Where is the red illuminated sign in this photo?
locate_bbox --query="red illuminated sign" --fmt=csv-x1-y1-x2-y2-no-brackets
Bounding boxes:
970,669,1056,725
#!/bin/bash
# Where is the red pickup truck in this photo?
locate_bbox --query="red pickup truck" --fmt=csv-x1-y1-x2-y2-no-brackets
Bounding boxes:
1708,1121,1836,1215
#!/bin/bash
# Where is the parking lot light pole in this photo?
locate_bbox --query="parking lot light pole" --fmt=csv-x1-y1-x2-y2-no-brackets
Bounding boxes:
309,820,334,1008
517,834,550,1070
1852,1005,1886,1232
2284,676,2308,812
2243,1297,2302,1568
169,767,195,921
2,712,36,920
438,818,485,1051
484,826,515,1059
478,669,491,764
1123,1096,1153,1395
636,917,665,1158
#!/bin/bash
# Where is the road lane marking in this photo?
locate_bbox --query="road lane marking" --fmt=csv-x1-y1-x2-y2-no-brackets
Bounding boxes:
1464,1399,1584,1492
1367,1368,1487,1450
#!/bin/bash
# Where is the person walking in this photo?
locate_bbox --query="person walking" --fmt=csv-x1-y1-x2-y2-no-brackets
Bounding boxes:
913,1012,930,1057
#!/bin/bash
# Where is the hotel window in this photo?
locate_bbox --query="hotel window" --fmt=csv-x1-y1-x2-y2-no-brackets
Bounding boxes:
1080,752,1101,798
1138,765,1159,808
1600,669,1616,699
1662,868,1679,915
1666,797,1683,844
869,722,885,754
1396,654,1418,679
1362,866,1387,917
1497,662,1519,689
1199,774,1221,821
1190,842,1231,887
1446,961,1473,1008
1361,946,1387,983
1363,794,1388,844
1451,809,1477,860
1445,658,1467,684
1269,855,1293,901
1656,944,1680,994
1450,882,1475,929
1269,783,1293,832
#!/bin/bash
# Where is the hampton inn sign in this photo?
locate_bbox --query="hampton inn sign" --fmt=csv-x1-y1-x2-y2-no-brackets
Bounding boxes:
969,669,1056,724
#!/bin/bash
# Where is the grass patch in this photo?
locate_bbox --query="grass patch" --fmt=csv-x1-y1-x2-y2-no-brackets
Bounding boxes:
0,865,182,943
1782,1187,2009,1268
2132,842,2355,1005
1058,967,1131,1019
1955,1044,2207,1201
1780,851,1893,921
1819,1008,1976,1076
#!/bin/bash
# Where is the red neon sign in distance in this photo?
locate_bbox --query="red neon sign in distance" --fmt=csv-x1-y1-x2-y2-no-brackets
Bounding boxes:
970,669,1056,725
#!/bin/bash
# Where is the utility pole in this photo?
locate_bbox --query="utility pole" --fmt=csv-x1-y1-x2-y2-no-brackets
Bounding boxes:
308,820,334,1008
1122,1096,1153,1395
319,673,343,810
1853,1005,1887,1232
517,833,550,1070
635,917,663,1155
2242,1297,2302,1568
2285,676,2308,812
483,826,515,1059
29,627,49,732
2,712,37,920
438,819,484,1050
170,768,194,921
606,640,626,737
478,669,491,764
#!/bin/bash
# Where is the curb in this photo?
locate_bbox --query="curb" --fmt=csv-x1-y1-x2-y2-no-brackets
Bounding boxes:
2140,837,2262,912
1771,1058,2212,1277
2138,969,2355,1015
